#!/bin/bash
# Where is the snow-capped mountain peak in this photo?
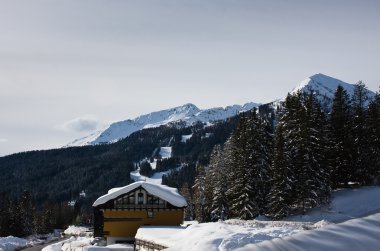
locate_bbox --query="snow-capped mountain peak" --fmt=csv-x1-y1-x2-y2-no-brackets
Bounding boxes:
291,73,354,96
291,73,375,102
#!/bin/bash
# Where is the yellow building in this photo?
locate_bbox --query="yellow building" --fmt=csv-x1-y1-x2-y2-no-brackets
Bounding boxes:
93,181,187,245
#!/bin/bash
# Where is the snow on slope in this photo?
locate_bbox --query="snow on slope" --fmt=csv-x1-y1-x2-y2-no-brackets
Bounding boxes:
67,102,260,146
236,213,380,251
291,73,375,103
164,187,380,251
286,186,380,223
159,147,172,159
67,73,375,147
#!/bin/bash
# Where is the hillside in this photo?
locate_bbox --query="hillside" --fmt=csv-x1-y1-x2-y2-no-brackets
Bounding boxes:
0,116,239,206
67,74,375,147
67,102,259,146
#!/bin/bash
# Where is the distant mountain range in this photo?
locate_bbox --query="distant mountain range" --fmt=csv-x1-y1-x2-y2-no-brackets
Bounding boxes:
67,73,375,146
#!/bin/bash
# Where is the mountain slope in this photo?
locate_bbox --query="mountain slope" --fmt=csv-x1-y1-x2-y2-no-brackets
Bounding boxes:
67,73,375,147
67,102,260,146
291,73,375,103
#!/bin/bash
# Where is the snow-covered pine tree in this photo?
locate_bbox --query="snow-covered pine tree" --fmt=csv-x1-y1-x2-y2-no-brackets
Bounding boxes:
305,92,330,205
208,145,229,221
250,110,273,214
367,88,380,184
227,113,259,219
351,81,370,184
328,85,353,187
281,91,330,213
267,123,292,219
193,165,207,222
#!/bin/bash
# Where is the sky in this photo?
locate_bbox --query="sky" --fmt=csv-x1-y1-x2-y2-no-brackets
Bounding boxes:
1,0,380,156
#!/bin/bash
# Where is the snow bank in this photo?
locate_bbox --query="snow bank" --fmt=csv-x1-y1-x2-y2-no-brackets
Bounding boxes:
94,181,187,207
0,236,28,251
164,220,321,251
135,226,186,247
64,225,91,236
287,186,380,223
236,213,380,251
42,237,92,251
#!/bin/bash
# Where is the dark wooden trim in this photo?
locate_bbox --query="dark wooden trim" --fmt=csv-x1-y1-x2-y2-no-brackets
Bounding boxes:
104,217,143,222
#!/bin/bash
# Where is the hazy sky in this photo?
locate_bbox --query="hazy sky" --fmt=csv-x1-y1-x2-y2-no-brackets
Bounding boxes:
1,0,380,156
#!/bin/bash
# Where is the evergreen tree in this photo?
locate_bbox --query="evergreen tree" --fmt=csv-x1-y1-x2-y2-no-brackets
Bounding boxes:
351,81,370,184
227,113,259,219
367,88,380,184
208,145,228,221
328,85,353,187
0,193,12,236
139,161,153,177
281,92,330,213
267,123,292,219
19,190,35,236
193,165,207,222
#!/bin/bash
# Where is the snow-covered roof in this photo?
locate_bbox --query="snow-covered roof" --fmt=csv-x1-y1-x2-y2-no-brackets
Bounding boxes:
93,181,187,208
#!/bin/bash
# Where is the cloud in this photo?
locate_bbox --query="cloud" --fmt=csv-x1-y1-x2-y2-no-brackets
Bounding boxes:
57,116,103,133
0,138,8,143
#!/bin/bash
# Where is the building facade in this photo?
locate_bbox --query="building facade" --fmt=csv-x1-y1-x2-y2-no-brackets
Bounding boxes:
93,182,187,245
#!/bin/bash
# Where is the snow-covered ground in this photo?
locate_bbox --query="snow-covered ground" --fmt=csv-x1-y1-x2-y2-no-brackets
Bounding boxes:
0,236,28,251
164,220,323,251
286,186,380,223
181,134,192,143
139,186,380,251
236,213,380,251
64,225,92,237
130,168,176,185
131,147,178,185
159,147,172,159
42,237,93,251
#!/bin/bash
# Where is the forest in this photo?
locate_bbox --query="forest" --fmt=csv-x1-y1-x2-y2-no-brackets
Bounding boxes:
183,82,380,222
1,81,379,236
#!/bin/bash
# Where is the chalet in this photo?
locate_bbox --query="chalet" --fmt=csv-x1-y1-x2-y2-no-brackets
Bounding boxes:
93,181,187,245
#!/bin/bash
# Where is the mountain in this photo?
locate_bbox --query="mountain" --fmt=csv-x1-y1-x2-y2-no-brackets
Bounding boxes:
291,73,375,103
67,73,376,146
66,102,260,146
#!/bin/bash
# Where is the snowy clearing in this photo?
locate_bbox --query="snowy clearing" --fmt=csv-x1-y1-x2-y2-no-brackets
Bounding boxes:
181,134,192,143
286,186,380,223
236,212,380,251
130,165,181,185
159,147,172,159
130,168,173,185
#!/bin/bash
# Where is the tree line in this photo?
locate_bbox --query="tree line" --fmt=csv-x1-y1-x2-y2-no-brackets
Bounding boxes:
0,191,91,237
187,82,380,221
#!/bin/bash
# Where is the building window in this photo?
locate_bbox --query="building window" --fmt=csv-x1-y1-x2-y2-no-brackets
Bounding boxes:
147,209,153,218
138,193,144,205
